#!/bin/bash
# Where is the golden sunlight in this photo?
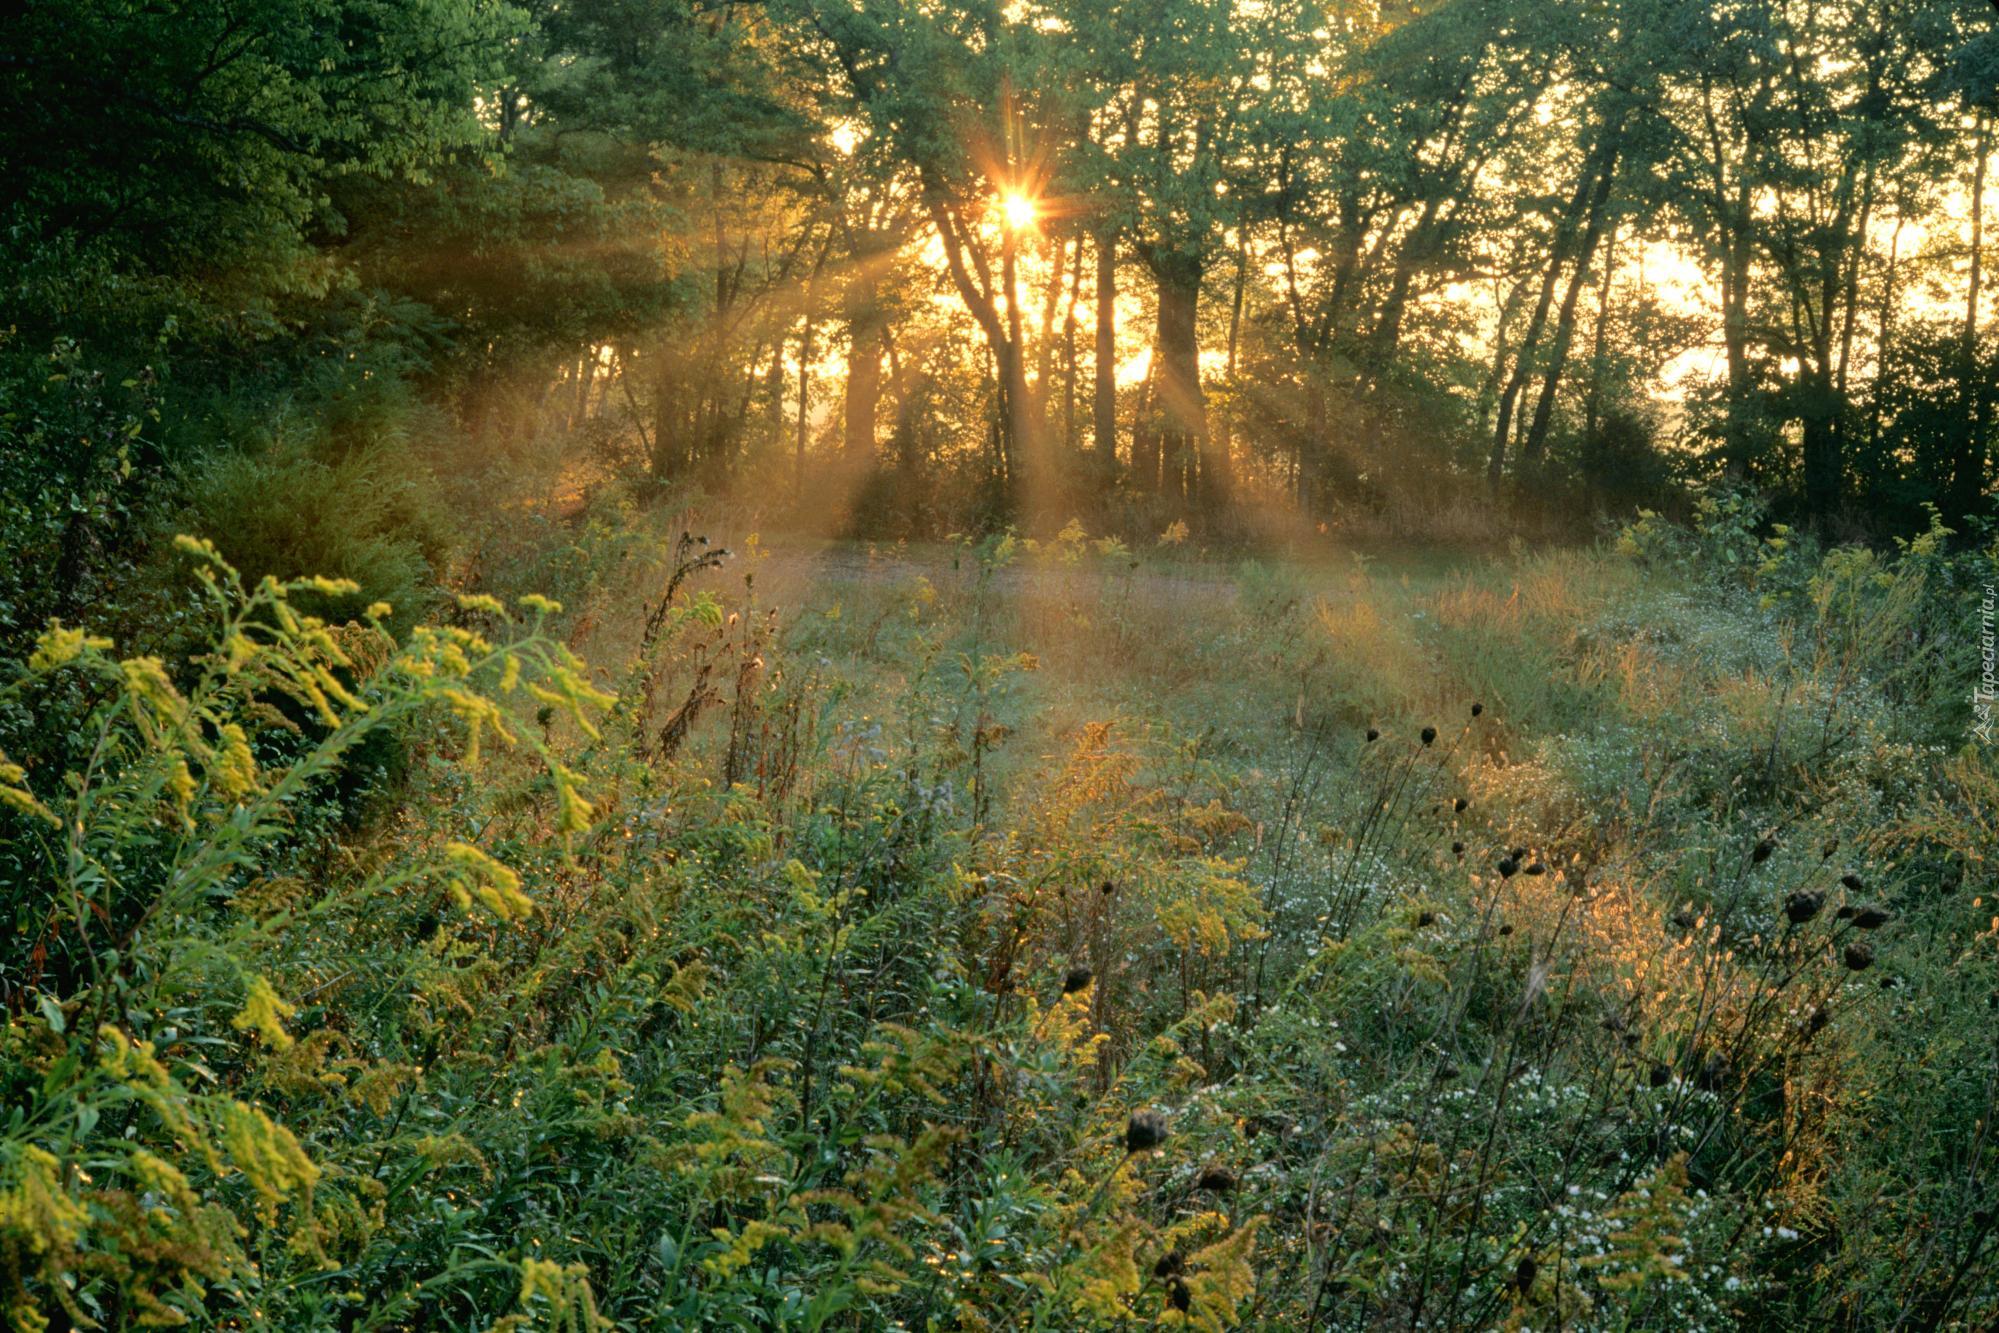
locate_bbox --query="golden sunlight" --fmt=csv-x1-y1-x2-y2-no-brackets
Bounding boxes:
1000,191,1039,231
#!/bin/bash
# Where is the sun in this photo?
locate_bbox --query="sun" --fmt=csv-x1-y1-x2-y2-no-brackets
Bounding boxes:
1000,192,1038,231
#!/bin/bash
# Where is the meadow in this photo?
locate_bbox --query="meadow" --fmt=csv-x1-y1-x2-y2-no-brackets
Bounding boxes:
5,490,1996,1329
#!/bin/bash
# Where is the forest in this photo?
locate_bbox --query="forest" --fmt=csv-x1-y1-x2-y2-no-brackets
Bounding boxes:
3,0,1999,1328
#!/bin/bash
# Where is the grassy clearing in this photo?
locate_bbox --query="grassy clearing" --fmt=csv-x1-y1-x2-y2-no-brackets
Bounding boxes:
3,505,1996,1329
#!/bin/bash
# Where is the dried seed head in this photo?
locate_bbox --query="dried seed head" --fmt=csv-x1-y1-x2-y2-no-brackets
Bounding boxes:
1783,890,1825,924
1471,702,1484,717
1840,873,1865,892
1498,857,1520,878
1366,727,1380,743
1101,879,1116,895
1844,941,1874,971
1648,1063,1671,1088
1452,840,1465,856
1454,797,1469,813
1063,964,1094,995
1168,1278,1192,1312
1194,1166,1238,1193
1752,837,1777,865
1524,861,1547,876
1836,905,1855,920
1125,1109,1170,1153
1416,910,1436,928
1421,726,1438,746
1153,1250,1186,1279
1497,923,1514,936
1514,1256,1538,1294
1851,904,1891,929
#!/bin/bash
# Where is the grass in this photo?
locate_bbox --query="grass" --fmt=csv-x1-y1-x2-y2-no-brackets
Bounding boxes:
2,497,1996,1330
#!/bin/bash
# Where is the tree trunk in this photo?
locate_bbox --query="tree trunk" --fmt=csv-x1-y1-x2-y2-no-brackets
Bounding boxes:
1521,129,1622,466
1093,224,1119,480
1152,251,1206,513
844,269,883,469
1489,133,1606,485
1949,109,1991,527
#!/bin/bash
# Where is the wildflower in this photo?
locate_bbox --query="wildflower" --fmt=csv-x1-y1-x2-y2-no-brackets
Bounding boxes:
1420,726,1437,746
1844,941,1874,971
1840,873,1865,892
1751,837,1777,865
1154,1250,1186,1278
1471,702,1484,717
1194,1166,1237,1193
1125,1110,1169,1153
1850,904,1891,929
1062,964,1094,995
1783,890,1824,924
29,622,112,673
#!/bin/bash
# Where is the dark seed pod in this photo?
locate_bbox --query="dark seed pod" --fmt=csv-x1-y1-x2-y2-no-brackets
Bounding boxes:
1844,941,1874,971
1471,702,1484,717
1062,964,1094,995
1498,857,1519,878
1752,837,1777,865
1154,1250,1186,1279
1454,797,1468,813
1497,924,1514,936
1101,879,1117,896
1416,910,1436,928
1510,845,1528,860
1524,861,1547,876
1840,873,1865,892
1452,840,1465,856
1805,1007,1830,1034
1514,1256,1538,1295
1822,837,1840,857
1421,726,1438,746
1366,727,1380,743
1851,904,1891,929
1783,890,1825,924
1195,1166,1238,1193
1168,1278,1192,1312
1836,905,1855,920
1126,1110,1170,1153
1648,1063,1671,1088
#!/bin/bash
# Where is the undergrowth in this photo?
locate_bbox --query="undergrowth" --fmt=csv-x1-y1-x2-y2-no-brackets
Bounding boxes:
2,495,1996,1329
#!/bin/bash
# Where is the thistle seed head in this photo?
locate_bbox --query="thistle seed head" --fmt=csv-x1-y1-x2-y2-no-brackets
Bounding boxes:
1125,1109,1170,1153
